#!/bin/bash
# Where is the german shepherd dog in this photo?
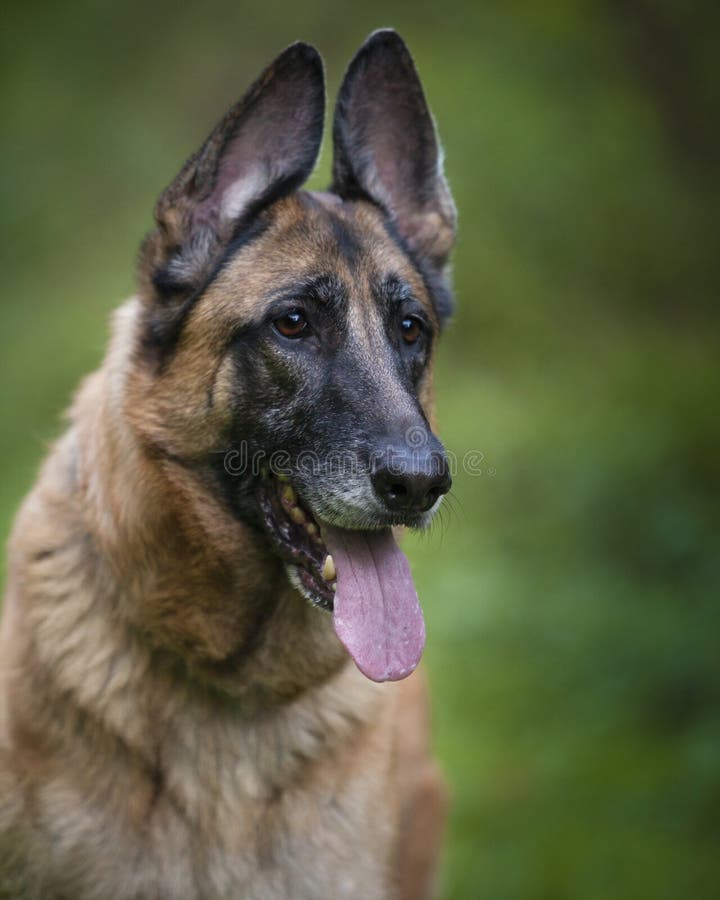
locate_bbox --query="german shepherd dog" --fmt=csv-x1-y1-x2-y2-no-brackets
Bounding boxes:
0,29,456,899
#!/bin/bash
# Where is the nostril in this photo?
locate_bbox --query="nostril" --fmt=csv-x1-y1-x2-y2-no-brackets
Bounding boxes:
425,486,441,506
371,443,451,514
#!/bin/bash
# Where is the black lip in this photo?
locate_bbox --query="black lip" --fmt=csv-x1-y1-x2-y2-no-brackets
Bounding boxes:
315,502,430,532
255,478,335,610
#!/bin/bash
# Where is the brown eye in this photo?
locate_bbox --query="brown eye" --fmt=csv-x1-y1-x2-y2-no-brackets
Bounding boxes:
274,309,308,339
400,315,422,345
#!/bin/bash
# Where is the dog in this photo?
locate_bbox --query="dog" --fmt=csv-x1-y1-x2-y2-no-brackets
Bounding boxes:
0,29,457,899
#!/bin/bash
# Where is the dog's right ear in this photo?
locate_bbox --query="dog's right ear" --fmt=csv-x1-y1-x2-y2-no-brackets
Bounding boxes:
140,43,325,305
331,31,456,280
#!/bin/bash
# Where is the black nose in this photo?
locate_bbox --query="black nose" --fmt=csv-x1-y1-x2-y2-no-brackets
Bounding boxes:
371,445,451,514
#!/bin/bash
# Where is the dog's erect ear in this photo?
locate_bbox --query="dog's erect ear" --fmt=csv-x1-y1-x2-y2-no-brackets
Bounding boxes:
331,30,456,273
144,42,325,298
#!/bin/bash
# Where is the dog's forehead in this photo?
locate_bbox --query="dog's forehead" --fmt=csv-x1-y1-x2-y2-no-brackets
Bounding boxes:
203,192,436,326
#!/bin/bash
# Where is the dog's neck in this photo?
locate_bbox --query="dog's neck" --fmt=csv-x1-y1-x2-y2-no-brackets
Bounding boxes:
3,299,373,797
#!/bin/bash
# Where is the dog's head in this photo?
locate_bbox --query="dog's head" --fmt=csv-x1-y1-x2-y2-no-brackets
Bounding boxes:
130,31,456,682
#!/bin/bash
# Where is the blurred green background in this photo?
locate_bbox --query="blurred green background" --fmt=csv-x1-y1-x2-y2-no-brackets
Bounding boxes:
1,1,718,897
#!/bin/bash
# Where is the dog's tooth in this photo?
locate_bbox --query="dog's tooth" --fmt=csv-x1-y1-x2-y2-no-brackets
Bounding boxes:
290,506,305,525
306,522,318,536
322,554,336,582
281,483,296,505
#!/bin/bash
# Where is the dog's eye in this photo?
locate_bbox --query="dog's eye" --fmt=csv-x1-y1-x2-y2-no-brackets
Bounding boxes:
274,310,308,339
400,316,423,345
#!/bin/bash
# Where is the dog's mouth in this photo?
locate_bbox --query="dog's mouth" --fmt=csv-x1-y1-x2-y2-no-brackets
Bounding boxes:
256,475,425,683
257,476,337,611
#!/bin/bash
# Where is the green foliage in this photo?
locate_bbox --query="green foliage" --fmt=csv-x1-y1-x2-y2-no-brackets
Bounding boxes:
1,2,718,897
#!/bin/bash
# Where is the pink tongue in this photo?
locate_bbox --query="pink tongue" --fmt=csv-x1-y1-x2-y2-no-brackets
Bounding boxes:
321,524,425,683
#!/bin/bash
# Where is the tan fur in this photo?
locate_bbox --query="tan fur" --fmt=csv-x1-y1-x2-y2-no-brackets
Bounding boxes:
0,195,447,898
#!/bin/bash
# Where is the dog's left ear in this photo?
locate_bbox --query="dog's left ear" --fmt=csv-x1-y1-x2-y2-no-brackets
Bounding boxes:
142,42,325,304
332,30,456,279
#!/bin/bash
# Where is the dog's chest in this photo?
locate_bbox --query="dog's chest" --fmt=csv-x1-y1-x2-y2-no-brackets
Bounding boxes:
114,775,392,899
147,751,395,900
35,684,399,900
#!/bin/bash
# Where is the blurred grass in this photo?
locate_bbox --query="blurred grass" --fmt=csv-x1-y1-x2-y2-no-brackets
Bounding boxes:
1,1,719,898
